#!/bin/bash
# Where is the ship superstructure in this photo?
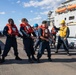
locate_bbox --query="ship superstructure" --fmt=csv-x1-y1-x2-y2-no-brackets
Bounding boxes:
52,0,76,37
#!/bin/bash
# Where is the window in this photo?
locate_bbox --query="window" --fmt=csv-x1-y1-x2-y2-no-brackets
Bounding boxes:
69,16,75,20
65,18,66,20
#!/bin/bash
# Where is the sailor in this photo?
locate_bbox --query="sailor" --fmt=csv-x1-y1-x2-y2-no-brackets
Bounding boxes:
51,24,57,47
55,20,70,55
20,18,37,63
37,20,54,63
1,18,22,63
33,23,41,51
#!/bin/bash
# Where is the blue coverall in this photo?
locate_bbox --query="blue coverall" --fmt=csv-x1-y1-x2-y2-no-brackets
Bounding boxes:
37,28,51,60
20,26,36,59
2,26,19,58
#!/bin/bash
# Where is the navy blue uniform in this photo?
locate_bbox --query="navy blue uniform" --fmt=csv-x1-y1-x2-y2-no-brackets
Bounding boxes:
2,26,19,57
0,18,22,63
20,27,36,60
37,28,51,61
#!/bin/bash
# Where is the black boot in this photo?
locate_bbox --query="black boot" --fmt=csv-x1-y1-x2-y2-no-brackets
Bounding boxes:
37,58,40,63
32,55,37,61
28,56,34,63
67,51,70,56
48,57,52,62
28,59,34,63
0,57,5,63
55,50,58,53
15,56,22,60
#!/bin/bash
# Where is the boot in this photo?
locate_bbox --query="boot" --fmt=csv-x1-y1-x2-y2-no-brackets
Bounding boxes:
48,57,52,62
15,56,22,60
28,59,34,63
0,57,5,63
67,51,71,56
28,56,34,63
37,58,40,63
55,50,58,53
32,55,37,61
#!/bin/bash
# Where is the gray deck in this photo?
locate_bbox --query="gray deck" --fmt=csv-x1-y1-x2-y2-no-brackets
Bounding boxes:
0,37,76,75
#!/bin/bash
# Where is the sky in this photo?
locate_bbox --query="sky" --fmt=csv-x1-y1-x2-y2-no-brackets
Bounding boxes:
0,0,66,30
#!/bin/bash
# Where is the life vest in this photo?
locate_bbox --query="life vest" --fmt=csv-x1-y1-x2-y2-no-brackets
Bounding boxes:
51,27,56,34
59,26,67,37
38,25,48,29
41,27,49,37
6,24,19,36
20,23,33,34
38,25,42,29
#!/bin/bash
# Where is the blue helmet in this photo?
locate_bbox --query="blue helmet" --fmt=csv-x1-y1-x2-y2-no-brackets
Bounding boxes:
33,23,38,27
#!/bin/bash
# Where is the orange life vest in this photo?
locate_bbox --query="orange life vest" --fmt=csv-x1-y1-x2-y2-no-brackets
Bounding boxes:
51,27,56,34
41,26,49,37
38,25,42,29
6,24,19,36
20,23,33,34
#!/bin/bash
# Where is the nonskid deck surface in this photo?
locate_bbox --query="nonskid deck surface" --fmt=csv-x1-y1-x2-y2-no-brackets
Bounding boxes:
0,37,76,75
